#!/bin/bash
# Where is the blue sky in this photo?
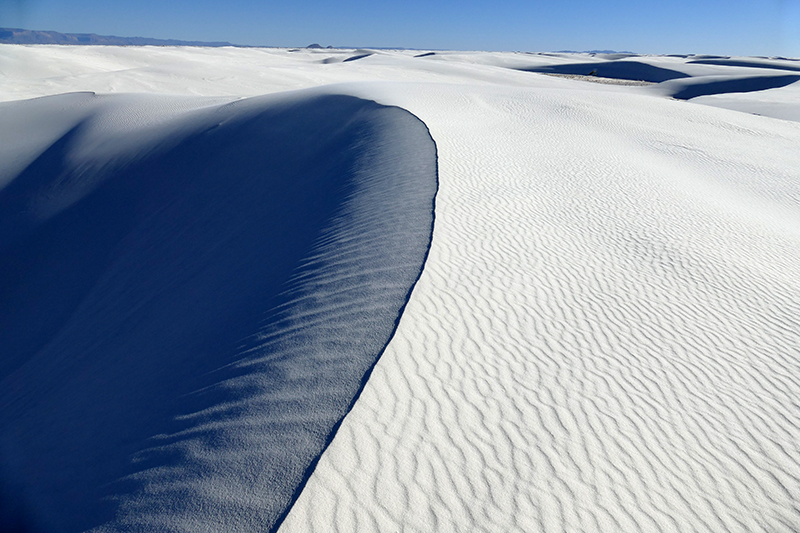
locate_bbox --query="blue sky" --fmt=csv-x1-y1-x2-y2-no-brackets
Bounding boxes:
2,0,799,56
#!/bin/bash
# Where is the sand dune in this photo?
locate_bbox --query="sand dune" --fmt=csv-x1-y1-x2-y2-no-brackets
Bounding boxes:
690,85,800,123
518,60,690,82
343,53,374,62
663,74,800,100
0,89,436,531
282,81,800,533
688,58,800,72
1,45,799,533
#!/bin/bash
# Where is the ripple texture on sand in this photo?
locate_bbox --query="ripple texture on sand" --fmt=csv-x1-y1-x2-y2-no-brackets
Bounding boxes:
281,83,800,533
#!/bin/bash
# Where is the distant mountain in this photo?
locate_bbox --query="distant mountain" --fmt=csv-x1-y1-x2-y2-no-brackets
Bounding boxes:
555,49,636,54
0,27,234,47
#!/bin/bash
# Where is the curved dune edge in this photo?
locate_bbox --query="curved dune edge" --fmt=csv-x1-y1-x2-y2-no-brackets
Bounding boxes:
278,82,800,533
667,74,800,100
517,60,691,83
2,47,800,533
0,90,437,532
687,58,800,73
268,112,438,533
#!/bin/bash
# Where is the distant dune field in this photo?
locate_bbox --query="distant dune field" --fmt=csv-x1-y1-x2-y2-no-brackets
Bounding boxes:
1,46,799,533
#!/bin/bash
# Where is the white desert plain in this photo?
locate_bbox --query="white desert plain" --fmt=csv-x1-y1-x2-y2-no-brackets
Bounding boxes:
1,44,800,533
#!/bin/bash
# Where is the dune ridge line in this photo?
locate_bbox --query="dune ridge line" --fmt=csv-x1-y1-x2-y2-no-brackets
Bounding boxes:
269,108,439,533
0,90,438,532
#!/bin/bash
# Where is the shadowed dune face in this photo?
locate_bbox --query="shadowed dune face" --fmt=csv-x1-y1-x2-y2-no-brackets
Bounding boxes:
518,60,690,83
343,53,373,62
0,92,437,532
688,58,800,72
0,473,36,533
668,74,800,100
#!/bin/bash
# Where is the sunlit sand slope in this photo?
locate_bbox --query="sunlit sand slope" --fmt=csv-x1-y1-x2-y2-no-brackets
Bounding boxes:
0,90,437,532
281,84,800,533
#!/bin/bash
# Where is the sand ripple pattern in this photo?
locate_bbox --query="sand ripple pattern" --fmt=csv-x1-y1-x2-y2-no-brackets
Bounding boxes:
281,85,800,532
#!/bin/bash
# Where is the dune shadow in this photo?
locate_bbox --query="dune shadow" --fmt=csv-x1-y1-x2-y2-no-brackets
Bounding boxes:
0,93,437,532
518,60,690,83
0,472,38,533
343,53,373,62
687,58,800,73
670,75,800,100
0,123,124,382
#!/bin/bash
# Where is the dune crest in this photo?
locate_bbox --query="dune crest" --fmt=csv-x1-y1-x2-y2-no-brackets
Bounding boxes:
0,90,437,532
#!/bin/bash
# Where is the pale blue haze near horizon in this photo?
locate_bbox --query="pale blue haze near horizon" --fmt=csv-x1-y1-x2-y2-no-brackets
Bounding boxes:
1,0,799,58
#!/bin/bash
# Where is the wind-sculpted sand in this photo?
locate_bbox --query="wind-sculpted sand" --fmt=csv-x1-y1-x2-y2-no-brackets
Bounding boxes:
1,45,799,533
281,85,800,532
0,90,437,531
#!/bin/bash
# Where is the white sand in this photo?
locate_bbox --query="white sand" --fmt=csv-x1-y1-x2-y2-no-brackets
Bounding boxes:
2,45,800,532
285,82,800,533
691,84,800,122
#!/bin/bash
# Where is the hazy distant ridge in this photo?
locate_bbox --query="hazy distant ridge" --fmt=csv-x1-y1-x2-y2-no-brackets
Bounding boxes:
0,27,234,46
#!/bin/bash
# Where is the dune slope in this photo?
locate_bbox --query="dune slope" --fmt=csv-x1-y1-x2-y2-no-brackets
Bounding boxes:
666,74,800,100
0,90,437,532
281,82,800,533
2,45,800,533
517,60,690,82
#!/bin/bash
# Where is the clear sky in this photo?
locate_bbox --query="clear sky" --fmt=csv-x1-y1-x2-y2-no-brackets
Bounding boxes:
1,0,799,57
